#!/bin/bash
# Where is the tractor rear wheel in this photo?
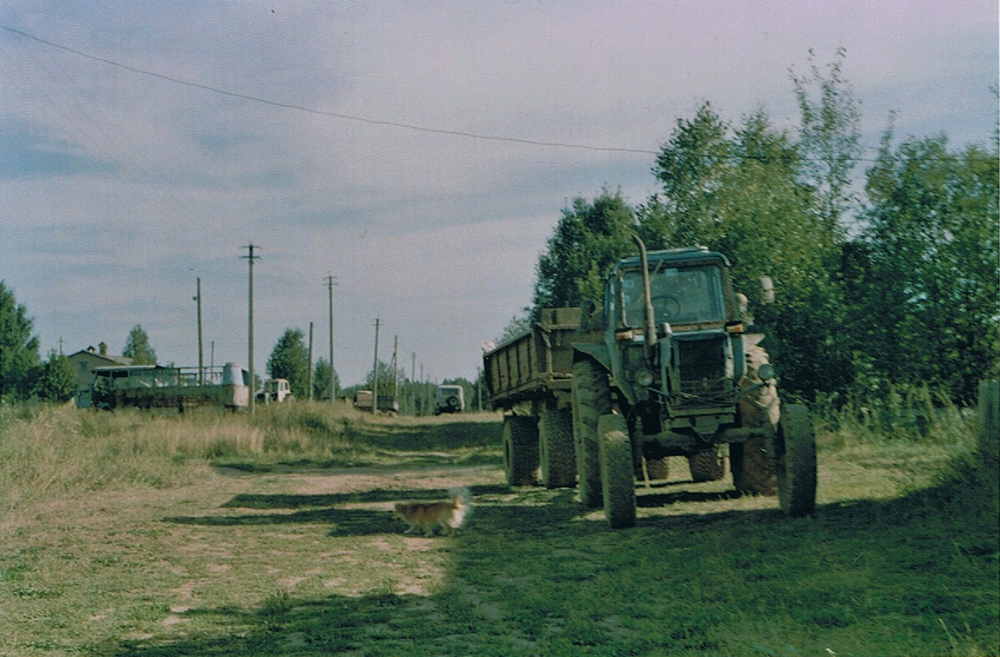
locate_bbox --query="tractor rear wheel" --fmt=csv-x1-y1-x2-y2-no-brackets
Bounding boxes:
572,358,610,507
688,446,726,482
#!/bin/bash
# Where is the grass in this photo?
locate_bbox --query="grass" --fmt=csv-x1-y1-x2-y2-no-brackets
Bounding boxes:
1,399,997,656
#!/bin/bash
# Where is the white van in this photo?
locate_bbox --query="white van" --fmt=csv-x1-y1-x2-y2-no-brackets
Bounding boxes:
435,385,465,415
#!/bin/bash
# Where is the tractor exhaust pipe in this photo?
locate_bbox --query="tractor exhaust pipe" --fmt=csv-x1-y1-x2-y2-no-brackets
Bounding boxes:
632,234,657,353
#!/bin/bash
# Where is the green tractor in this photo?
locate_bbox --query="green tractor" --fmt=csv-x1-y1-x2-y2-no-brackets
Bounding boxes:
571,237,816,527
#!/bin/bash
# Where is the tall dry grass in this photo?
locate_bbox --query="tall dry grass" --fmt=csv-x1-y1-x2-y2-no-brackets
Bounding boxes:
0,402,368,511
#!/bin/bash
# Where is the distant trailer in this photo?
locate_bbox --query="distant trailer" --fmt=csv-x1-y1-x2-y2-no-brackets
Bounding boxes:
352,389,399,415
89,362,250,411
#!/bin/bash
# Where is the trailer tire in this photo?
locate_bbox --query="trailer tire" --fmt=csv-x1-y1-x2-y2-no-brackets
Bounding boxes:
572,358,610,507
540,408,576,488
688,446,726,482
777,404,817,517
599,413,636,528
503,415,539,486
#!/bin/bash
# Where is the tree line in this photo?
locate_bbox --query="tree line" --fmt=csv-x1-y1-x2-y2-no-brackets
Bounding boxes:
525,51,997,403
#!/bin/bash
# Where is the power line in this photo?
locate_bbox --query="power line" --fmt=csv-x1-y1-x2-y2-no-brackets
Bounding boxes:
3,24,992,164
0,24,656,156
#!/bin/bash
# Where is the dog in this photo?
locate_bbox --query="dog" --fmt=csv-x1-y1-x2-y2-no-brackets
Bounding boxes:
392,487,472,536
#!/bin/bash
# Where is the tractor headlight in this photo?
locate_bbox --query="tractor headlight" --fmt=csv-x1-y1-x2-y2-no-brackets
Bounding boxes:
635,368,655,387
757,364,776,381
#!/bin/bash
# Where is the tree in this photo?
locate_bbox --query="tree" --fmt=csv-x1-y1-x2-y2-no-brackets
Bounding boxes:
853,131,999,400
532,189,637,315
0,281,40,401
791,47,862,237
267,328,310,398
34,350,76,403
365,359,405,397
123,325,157,365
644,104,851,398
312,357,340,401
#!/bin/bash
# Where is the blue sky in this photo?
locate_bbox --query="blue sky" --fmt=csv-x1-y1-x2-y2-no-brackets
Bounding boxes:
1,1,996,388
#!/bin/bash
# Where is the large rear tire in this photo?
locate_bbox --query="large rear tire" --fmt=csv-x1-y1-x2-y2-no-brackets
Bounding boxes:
599,413,637,529
777,404,817,516
503,415,539,486
734,343,779,495
688,446,726,482
572,358,610,507
644,456,671,481
539,408,576,488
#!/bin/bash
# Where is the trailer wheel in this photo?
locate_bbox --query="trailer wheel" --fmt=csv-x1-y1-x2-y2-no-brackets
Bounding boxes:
572,358,610,507
599,413,636,528
777,404,817,516
503,415,539,486
539,408,576,488
688,446,726,482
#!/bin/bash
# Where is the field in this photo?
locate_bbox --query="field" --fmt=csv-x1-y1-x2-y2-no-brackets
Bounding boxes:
1,401,997,657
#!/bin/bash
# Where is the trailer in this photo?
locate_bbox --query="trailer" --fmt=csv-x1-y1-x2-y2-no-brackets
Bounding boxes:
90,362,250,411
483,307,595,487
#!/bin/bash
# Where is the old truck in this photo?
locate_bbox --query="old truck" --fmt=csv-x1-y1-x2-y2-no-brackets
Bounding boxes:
90,362,250,411
256,378,293,404
484,239,816,528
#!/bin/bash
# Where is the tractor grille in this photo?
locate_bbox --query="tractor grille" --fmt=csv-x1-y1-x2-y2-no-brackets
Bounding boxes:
672,336,734,409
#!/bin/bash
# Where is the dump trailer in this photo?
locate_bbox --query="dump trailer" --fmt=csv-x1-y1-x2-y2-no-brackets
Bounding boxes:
352,390,400,415
90,362,250,411
486,240,817,528
484,307,597,488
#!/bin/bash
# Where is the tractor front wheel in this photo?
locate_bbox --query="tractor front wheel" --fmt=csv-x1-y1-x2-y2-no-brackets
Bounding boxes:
599,413,637,529
777,404,817,516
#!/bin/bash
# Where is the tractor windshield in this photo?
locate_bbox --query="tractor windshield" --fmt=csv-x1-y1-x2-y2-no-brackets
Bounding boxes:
619,265,726,327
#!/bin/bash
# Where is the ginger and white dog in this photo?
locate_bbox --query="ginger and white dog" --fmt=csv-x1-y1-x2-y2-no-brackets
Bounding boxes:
392,487,472,536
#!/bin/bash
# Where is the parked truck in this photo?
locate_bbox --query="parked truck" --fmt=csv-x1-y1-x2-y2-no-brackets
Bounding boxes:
256,378,293,404
90,362,250,411
484,239,816,528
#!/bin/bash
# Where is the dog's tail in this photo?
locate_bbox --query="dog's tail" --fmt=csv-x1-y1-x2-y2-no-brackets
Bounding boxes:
446,486,472,529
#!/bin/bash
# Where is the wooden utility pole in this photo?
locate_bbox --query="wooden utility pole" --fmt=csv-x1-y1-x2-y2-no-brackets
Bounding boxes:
391,335,399,401
325,275,338,404
372,318,380,415
307,321,314,401
242,244,260,415
195,277,204,385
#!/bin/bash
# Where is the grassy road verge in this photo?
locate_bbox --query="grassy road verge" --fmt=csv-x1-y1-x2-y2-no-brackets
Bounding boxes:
1,403,996,656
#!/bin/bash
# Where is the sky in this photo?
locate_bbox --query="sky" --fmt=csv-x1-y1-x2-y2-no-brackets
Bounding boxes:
1,1,997,389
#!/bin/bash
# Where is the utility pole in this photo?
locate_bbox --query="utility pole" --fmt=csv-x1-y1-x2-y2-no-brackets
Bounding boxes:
307,321,314,401
242,244,260,415
194,277,204,385
372,318,380,415
391,335,399,402
410,352,416,416
325,275,338,404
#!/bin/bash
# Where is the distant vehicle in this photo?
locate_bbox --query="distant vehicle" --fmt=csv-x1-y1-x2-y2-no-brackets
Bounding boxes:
256,379,293,404
353,389,399,415
89,362,249,411
435,385,465,415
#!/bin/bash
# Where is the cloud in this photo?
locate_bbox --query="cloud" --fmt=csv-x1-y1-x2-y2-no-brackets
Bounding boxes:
1,1,996,386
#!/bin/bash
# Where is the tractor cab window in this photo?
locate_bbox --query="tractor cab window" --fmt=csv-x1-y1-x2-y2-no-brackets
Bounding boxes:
619,265,726,327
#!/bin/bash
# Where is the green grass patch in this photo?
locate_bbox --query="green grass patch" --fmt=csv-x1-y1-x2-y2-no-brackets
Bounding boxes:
1,398,996,656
